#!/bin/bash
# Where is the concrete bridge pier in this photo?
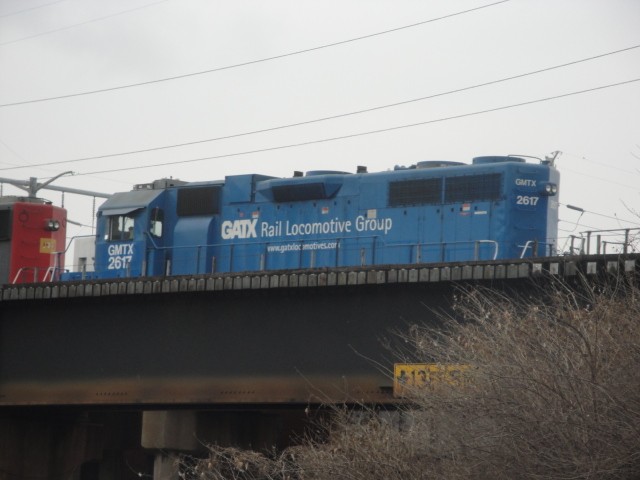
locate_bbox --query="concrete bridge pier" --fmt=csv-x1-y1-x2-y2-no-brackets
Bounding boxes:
151,454,181,480
142,409,310,480
0,408,310,480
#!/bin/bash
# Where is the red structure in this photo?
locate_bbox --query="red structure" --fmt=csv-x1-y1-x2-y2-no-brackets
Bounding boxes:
0,197,67,284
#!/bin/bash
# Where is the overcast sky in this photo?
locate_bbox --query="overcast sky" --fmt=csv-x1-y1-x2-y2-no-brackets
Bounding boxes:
0,0,639,256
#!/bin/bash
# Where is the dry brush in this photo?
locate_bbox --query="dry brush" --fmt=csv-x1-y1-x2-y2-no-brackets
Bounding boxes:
183,275,640,480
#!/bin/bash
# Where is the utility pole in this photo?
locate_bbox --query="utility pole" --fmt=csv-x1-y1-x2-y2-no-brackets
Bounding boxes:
0,172,112,199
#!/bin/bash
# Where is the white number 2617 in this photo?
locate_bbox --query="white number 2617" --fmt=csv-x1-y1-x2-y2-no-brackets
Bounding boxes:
516,195,539,206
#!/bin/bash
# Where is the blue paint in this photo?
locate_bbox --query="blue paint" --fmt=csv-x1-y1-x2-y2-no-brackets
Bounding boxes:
69,156,559,279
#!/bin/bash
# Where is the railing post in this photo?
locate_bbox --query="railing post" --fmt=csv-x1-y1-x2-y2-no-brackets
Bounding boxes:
53,252,60,281
211,256,216,273
372,237,377,265
624,229,630,254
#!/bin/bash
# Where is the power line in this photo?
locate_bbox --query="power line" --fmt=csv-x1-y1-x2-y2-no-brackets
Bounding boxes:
3,43,638,172
562,151,640,176
0,136,66,175
561,167,640,190
559,223,601,231
75,77,640,176
0,0,172,47
0,136,130,186
559,219,600,230
578,210,640,227
560,203,640,227
0,0,511,107
0,0,67,19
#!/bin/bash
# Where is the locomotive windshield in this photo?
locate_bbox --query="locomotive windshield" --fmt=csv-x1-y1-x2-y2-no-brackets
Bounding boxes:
107,214,135,241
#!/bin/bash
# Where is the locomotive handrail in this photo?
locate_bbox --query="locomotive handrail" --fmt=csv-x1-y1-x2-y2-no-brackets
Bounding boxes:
62,234,96,254
475,240,499,261
139,235,383,274
11,267,39,284
10,235,94,284
141,237,498,255
519,240,538,258
386,239,498,262
519,240,556,258
11,265,68,284
43,266,67,282
137,236,501,274
141,234,384,252
143,230,160,249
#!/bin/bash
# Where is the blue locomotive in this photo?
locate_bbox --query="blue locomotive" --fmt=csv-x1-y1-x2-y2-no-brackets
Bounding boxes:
78,155,559,279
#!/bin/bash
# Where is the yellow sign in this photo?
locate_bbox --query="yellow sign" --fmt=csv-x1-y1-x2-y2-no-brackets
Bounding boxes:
393,363,469,397
39,238,56,254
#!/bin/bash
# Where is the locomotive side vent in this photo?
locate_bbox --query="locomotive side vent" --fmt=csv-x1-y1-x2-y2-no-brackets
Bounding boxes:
444,173,502,203
388,178,442,206
177,186,221,216
272,183,327,202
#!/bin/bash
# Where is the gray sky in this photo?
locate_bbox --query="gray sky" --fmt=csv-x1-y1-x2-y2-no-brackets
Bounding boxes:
1,0,639,257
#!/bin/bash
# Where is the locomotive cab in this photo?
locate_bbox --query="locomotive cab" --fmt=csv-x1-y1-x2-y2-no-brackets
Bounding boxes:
94,179,183,278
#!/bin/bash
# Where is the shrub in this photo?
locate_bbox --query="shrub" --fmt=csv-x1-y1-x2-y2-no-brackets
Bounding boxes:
185,276,640,480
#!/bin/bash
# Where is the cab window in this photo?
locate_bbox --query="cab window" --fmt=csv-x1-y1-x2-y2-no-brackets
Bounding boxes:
108,215,135,241
149,207,164,237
